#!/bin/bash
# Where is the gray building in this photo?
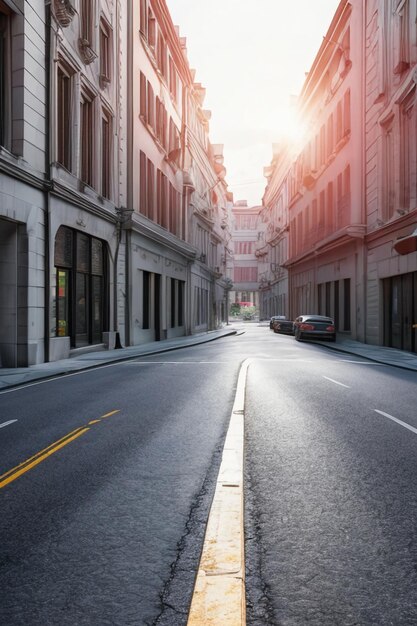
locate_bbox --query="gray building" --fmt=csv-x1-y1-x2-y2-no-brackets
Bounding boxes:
0,0,47,367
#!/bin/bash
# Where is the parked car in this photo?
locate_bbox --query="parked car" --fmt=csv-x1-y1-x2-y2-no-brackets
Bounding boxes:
272,316,294,335
293,315,336,342
269,315,283,329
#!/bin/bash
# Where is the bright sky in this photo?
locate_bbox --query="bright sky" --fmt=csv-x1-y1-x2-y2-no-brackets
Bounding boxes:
167,0,341,206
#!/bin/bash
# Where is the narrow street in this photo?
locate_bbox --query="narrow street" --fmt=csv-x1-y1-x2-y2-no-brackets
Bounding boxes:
1,326,417,624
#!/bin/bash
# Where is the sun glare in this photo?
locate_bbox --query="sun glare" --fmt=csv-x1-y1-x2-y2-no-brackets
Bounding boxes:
274,107,306,148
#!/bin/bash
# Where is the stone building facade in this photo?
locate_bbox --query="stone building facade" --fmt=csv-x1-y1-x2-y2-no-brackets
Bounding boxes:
0,0,47,367
261,1,365,333
0,0,232,368
260,0,417,353
230,200,261,308
364,0,417,352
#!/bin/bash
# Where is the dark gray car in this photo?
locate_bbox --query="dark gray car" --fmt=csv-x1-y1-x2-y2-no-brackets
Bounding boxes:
293,314,336,342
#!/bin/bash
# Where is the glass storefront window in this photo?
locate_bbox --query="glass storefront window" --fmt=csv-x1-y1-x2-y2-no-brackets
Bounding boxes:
57,269,69,337
54,226,107,347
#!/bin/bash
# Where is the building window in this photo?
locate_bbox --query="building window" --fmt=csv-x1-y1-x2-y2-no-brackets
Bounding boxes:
0,4,11,149
79,0,96,63
327,182,334,233
143,270,150,329
319,190,325,230
140,150,146,215
139,0,148,38
57,62,73,170
80,0,93,45
394,0,410,74
99,18,112,86
168,118,180,164
400,92,416,211
54,226,107,347
147,158,155,219
139,151,155,219
233,267,258,282
140,72,146,119
169,279,184,328
101,109,112,199
382,121,395,220
178,281,184,326
169,183,175,234
325,282,331,317
157,169,168,228
343,89,351,136
148,10,156,49
80,88,95,187
320,124,325,167
147,81,155,131
343,278,351,331
336,100,343,144
157,31,167,79
327,113,334,159
155,97,167,148
169,57,178,102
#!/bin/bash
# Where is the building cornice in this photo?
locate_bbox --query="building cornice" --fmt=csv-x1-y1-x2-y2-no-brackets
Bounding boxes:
130,212,197,259
50,181,119,224
366,212,417,244
286,224,366,267
0,154,47,191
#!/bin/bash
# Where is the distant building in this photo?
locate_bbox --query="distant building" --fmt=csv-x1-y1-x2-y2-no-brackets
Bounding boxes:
230,201,261,309
257,142,292,320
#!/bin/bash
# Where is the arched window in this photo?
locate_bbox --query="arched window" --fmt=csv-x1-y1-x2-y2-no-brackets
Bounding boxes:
54,226,108,347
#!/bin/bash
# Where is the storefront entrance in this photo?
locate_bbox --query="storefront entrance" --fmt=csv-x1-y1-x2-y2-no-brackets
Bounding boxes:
383,272,417,353
54,226,108,348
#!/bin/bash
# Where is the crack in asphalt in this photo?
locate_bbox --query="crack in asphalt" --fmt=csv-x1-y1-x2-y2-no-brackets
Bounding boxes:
245,459,276,626
152,439,226,626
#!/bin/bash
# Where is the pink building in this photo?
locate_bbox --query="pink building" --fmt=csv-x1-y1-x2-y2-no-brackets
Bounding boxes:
262,0,366,338
364,0,417,352
230,201,261,308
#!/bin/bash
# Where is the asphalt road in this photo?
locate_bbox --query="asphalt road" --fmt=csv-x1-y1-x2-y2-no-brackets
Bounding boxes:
0,344,240,625
1,325,417,625
244,327,417,625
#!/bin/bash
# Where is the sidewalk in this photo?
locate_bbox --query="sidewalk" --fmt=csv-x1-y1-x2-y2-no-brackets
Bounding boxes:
1,326,416,392
0,327,239,391
259,320,417,372
314,335,417,372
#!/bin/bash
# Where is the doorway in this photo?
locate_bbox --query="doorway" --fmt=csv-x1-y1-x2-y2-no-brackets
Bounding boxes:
383,272,417,353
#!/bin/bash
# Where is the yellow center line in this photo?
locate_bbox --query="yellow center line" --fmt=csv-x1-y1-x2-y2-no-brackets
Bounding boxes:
101,410,120,418
0,428,90,489
0,409,121,489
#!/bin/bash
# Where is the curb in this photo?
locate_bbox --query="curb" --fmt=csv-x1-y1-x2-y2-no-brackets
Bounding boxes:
187,359,250,625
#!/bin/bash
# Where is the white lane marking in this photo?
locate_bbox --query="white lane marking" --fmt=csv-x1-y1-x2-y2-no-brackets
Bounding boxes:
123,361,228,365
374,409,417,436
322,376,350,388
0,420,17,429
337,360,384,365
0,358,231,395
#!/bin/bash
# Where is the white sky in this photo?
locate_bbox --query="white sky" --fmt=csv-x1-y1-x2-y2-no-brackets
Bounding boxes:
167,0,341,206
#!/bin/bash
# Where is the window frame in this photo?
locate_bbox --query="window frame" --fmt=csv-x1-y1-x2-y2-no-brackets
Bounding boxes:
80,85,95,188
